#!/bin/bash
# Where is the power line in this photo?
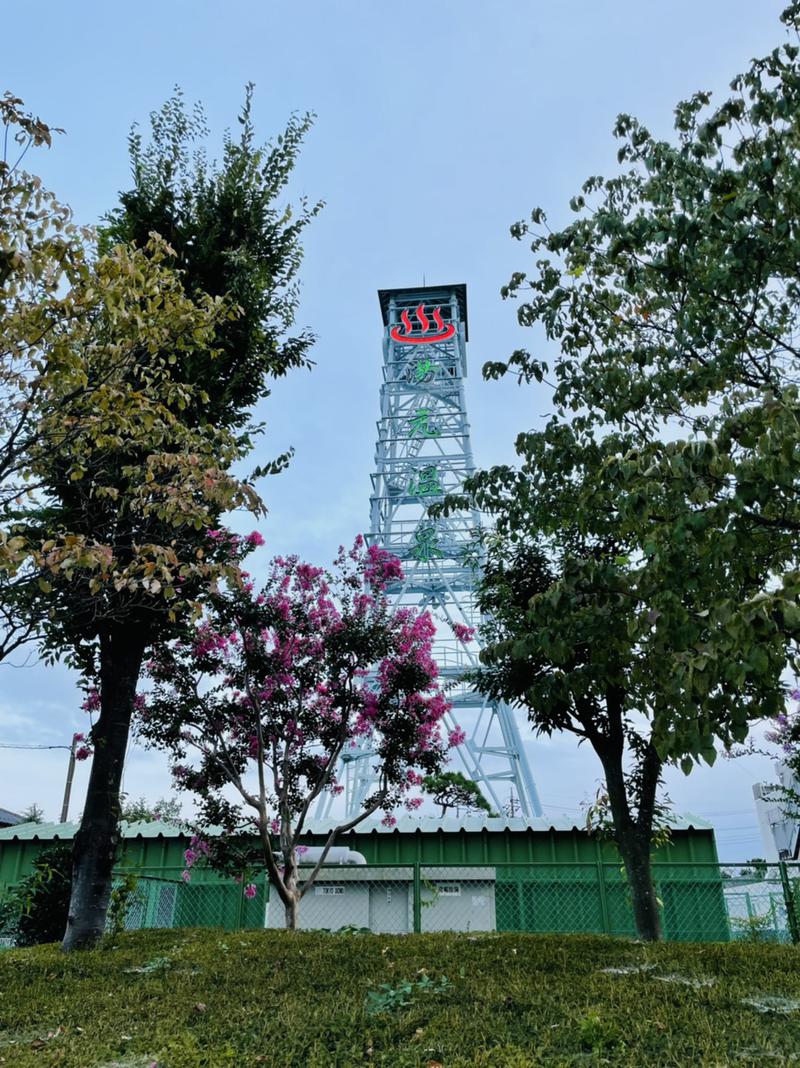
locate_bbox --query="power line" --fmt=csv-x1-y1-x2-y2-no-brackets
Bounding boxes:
0,742,72,750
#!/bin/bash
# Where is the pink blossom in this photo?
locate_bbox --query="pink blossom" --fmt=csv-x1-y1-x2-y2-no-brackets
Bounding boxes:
75,745,93,761
244,883,257,899
404,796,423,811
363,543,404,590
81,689,100,713
246,531,266,547
181,870,191,883
451,622,476,643
184,848,198,867
381,813,398,828
72,732,85,743
448,727,466,748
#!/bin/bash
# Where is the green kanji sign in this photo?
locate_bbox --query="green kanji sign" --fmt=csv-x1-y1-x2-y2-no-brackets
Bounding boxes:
411,525,443,562
413,358,435,383
409,408,441,438
408,465,443,497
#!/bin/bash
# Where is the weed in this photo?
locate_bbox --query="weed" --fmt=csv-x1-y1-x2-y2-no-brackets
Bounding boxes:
366,973,451,1015
577,1010,624,1053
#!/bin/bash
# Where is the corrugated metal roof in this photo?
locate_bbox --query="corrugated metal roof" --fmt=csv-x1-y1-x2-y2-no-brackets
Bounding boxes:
0,819,182,841
0,811,712,842
0,808,23,826
298,813,713,834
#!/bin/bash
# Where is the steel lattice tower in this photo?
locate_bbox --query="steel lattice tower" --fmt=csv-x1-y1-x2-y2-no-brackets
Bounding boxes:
319,284,542,820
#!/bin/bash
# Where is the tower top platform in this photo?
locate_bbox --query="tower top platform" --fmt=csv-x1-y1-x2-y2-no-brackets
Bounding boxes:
377,283,469,341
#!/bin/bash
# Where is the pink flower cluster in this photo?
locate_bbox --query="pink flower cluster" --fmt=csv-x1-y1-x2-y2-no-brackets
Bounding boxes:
74,732,93,761
451,622,476,644
363,543,403,590
449,727,467,748
81,689,100,713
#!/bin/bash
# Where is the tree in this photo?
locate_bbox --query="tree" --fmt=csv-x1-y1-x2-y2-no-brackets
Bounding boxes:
439,3,800,941
738,858,768,881
12,88,319,951
136,538,453,929
0,845,71,946
1,96,207,666
119,794,182,824
422,772,494,818
0,93,80,512
19,803,45,824
488,1,800,662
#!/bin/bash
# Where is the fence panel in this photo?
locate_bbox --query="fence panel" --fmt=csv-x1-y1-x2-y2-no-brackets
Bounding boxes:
2,860,798,944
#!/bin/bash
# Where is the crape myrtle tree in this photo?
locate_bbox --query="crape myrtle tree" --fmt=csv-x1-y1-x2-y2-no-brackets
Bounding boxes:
17,88,319,950
136,537,454,929
435,5,800,940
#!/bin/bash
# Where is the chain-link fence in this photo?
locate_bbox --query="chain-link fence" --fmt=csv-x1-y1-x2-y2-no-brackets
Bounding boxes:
97,861,800,943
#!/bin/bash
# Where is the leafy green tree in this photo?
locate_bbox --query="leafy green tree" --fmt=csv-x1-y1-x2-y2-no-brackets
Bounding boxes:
488,1,800,665
12,89,319,951
422,772,494,818
19,803,45,824
440,4,800,940
119,794,182,824
738,858,768,881
0,845,71,946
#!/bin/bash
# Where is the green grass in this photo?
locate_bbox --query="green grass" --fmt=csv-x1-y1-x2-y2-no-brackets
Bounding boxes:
1,929,799,1066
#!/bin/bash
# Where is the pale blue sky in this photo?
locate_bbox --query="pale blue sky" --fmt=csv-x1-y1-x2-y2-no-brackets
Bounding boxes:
0,0,789,857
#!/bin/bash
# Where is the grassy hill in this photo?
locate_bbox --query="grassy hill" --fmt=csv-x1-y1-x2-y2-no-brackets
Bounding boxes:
1,929,799,1066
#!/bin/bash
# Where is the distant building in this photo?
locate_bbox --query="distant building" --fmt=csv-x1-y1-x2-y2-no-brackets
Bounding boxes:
0,808,22,830
753,759,800,860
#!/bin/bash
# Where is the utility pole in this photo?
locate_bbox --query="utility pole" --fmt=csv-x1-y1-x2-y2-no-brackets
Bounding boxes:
60,735,78,823
504,787,522,819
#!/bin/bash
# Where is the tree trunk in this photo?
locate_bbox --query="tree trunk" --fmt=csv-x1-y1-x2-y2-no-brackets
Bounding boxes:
593,716,663,943
283,858,300,930
284,896,299,930
62,625,146,951
617,828,662,942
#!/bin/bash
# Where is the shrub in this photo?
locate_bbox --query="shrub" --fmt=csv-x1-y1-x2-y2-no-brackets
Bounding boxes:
0,845,72,946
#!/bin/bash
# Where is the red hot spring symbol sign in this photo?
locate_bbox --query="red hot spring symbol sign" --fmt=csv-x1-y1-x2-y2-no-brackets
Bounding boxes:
390,304,455,344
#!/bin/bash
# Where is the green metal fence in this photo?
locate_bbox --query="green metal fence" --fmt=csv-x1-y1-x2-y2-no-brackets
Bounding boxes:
90,861,799,943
